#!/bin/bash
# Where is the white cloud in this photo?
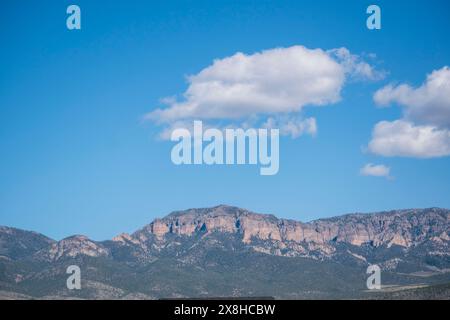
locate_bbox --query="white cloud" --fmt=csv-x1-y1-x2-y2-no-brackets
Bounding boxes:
368,120,450,158
147,46,346,122
146,45,381,139
328,48,386,81
369,67,450,158
263,116,317,139
360,163,391,178
374,66,450,128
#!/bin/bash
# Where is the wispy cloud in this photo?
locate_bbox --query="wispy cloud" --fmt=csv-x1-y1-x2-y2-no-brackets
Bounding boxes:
360,163,392,179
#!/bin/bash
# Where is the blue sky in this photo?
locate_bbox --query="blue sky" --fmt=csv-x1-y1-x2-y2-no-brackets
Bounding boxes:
1,0,450,240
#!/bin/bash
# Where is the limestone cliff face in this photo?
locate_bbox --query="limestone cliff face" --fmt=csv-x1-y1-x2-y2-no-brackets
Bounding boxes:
2,205,448,300
28,205,449,262
129,205,450,255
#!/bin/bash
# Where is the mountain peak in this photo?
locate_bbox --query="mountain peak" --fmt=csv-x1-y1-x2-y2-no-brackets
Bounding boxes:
165,204,248,219
37,234,108,262
0,226,55,260
63,234,90,241
1,206,449,300
130,205,450,250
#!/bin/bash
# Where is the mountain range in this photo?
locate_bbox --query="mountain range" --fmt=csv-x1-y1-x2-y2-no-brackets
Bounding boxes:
1,205,449,299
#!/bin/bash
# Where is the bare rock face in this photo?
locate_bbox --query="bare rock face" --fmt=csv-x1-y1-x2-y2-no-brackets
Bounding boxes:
26,205,449,261
112,233,140,245
128,205,450,257
37,235,109,261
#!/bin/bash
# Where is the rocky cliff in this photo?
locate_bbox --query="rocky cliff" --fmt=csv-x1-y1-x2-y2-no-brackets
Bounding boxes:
123,205,449,257
1,205,449,299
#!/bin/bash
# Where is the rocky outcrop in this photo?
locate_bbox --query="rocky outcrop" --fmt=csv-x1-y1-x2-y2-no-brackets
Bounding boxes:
37,235,109,261
5,205,449,261
112,233,140,245
129,205,450,256
1,206,449,299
